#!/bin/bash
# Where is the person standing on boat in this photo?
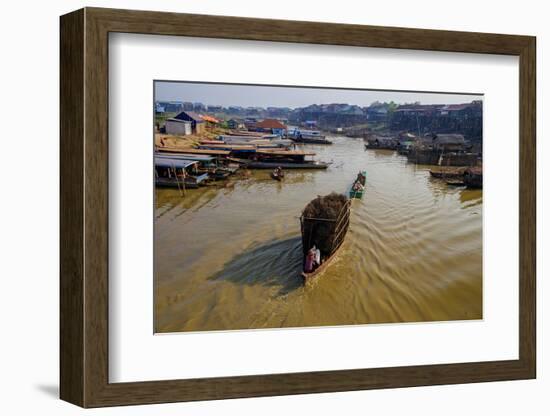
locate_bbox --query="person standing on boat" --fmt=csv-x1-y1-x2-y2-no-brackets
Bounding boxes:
314,246,321,266
304,248,316,273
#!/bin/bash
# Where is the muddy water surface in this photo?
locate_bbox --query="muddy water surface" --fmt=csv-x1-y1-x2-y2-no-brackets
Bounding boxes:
155,136,482,332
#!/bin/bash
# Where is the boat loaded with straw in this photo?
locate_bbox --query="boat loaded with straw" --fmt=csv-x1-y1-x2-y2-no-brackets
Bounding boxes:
300,193,351,283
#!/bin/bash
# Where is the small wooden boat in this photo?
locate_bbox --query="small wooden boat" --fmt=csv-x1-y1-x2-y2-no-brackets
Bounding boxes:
300,196,351,283
271,170,284,181
349,171,367,199
463,167,483,188
429,167,465,179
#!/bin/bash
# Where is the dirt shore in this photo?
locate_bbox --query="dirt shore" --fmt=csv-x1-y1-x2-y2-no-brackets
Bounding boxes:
154,127,228,149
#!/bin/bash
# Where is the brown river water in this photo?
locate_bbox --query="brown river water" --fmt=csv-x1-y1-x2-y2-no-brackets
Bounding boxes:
155,136,482,333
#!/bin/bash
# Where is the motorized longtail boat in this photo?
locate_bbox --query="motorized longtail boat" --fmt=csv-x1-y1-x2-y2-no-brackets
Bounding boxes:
300,193,351,283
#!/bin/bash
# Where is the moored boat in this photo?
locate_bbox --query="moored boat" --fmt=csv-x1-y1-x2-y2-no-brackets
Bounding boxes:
156,147,231,156
228,149,328,169
291,136,333,145
254,161,327,169
429,167,466,179
287,128,330,144
154,157,210,189
463,167,482,188
156,153,239,181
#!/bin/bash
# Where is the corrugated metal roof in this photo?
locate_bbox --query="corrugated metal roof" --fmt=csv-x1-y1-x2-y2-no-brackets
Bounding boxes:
173,111,204,123
166,118,191,124
154,157,198,169
255,119,287,129
200,115,220,123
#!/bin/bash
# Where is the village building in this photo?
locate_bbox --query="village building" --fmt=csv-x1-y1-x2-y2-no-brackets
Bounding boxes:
169,111,205,134
254,119,288,135
365,105,389,122
390,101,482,141
156,101,184,113
227,118,245,130
244,117,258,131
155,102,165,114
164,118,192,135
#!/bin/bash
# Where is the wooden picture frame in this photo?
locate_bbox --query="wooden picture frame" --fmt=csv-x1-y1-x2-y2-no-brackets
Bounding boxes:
60,7,536,408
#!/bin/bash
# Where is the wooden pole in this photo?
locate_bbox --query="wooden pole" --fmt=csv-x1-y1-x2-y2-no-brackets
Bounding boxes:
173,166,183,197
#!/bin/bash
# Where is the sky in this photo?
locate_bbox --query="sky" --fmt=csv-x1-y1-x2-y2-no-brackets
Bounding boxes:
154,81,482,108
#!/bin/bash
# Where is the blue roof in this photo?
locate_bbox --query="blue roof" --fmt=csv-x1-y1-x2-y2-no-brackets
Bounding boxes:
154,157,198,169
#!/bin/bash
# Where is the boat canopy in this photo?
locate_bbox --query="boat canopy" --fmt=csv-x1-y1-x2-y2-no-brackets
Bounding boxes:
154,157,198,169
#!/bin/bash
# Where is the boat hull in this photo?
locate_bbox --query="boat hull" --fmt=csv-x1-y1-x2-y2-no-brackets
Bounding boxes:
291,137,332,145
301,243,343,283
155,178,199,189
349,189,364,199
248,161,328,169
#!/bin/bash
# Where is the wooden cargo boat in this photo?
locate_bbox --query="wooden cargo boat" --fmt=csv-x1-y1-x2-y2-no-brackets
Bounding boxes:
300,195,351,283
231,159,328,169
228,149,328,169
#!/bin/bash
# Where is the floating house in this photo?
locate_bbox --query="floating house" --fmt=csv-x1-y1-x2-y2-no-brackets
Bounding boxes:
431,134,467,152
365,135,397,150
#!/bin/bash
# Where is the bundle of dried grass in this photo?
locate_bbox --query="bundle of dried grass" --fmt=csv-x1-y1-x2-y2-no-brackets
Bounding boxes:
301,193,349,256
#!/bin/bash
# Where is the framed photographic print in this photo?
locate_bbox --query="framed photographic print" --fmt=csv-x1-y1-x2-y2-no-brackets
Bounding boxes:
60,7,536,408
